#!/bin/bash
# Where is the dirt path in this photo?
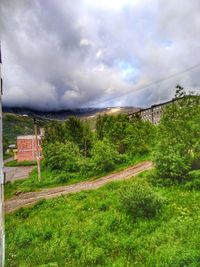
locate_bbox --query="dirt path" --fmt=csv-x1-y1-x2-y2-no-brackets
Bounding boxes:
5,161,153,213
3,157,14,164
4,166,35,183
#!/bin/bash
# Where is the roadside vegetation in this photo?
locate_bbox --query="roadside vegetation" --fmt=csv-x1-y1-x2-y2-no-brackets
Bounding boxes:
4,160,37,167
5,87,200,266
5,154,150,200
3,151,13,161
5,111,154,199
6,170,200,266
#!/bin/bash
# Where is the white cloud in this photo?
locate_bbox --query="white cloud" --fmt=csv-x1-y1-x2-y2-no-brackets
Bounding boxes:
1,0,200,110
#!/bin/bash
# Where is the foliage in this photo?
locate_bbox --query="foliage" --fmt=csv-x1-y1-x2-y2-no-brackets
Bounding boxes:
91,138,121,173
5,154,150,200
96,113,156,155
43,141,81,172
184,170,200,190
5,172,200,267
154,87,200,179
124,120,156,156
4,160,37,167
120,179,163,219
3,136,9,154
44,117,93,157
44,121,65,143
3,113,48,143
3,152,13,161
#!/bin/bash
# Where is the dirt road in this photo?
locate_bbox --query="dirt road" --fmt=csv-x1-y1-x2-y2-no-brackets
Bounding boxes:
5,161,153,213
3,157,35,183
4,166,35,183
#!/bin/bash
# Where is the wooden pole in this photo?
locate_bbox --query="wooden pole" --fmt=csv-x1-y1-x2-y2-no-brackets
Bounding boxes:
34,118,41,181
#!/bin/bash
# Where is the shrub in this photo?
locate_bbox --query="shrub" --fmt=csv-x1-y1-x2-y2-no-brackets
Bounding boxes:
55,173,69,184
43,141,81,172
154,144,192,180
153,89,200,180
91,138,120,173
120,180,163,220
184,170,200,190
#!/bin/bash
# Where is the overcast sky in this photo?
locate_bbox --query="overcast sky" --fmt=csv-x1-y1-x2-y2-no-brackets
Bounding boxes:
1,0,200,110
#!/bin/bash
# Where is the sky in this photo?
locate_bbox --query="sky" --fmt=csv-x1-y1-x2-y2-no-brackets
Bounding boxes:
0,0,200,110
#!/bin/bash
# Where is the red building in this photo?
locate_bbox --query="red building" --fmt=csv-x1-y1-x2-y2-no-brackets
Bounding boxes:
16,135,43,162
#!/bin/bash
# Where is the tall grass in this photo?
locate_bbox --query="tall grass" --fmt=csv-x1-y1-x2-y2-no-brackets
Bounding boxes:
5,171,200,266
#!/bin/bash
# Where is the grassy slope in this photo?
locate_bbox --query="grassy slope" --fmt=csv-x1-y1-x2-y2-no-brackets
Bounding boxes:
6,171,200,267
5,154,150,200
4,160,37,167
3,113,49,143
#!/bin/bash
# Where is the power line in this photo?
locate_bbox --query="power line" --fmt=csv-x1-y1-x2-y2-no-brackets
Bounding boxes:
90,62,200,106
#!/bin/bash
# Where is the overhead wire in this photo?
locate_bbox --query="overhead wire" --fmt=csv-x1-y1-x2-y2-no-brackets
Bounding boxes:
89,62,200,106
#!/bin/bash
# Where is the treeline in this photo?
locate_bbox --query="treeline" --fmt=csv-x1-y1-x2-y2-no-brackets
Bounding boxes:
155,87,200,180
43,113,156,177
43,87,200,183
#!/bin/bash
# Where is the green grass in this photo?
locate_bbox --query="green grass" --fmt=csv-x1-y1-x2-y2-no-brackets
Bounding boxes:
5,154,150,200
5,170,200,266
3,113,49,144
3,152,13,161
4,160,37,167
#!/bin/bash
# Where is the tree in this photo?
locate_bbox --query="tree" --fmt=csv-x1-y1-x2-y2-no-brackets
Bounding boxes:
124,119,156,157
91,138,120,173
43,121,65,144
154,87,200,179
43,141,81,172
64,116,93,156
96,114,130,153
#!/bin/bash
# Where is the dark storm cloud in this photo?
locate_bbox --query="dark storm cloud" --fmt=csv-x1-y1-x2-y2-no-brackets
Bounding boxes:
0,0,200,110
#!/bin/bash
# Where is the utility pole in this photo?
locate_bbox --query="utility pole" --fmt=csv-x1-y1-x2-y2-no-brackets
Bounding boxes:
0,41,5,267
34,118,41,181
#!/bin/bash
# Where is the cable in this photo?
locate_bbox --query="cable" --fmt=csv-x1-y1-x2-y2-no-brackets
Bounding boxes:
90,62,200,106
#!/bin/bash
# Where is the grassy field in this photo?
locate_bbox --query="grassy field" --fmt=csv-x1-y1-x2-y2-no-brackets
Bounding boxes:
4,155,150,200
4,160,37,167
5,170,200,267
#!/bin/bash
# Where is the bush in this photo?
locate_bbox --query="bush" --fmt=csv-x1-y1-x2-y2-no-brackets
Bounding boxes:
154,144,192,180
43,141,81,172
91,138,120,173
184,170,200,190
55,173,69,184
153,89,200,180
120,180,163,220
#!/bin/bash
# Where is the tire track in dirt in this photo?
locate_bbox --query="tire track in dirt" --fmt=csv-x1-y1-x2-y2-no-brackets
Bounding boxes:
5,161,153,213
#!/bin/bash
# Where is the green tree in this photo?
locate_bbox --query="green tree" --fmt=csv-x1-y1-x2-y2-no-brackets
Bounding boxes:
64,116,93,156
44,121,65,144
154,87,200,179
91,138,120,173
43,141,81,172
96,114,130,153
124,119,156,157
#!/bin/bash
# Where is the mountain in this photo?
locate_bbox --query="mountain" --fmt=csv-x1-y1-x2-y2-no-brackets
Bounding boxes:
3,106,139,144
3,106,139,120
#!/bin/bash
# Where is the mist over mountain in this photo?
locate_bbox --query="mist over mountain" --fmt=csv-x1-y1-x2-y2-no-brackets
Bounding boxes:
3,106,139,120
